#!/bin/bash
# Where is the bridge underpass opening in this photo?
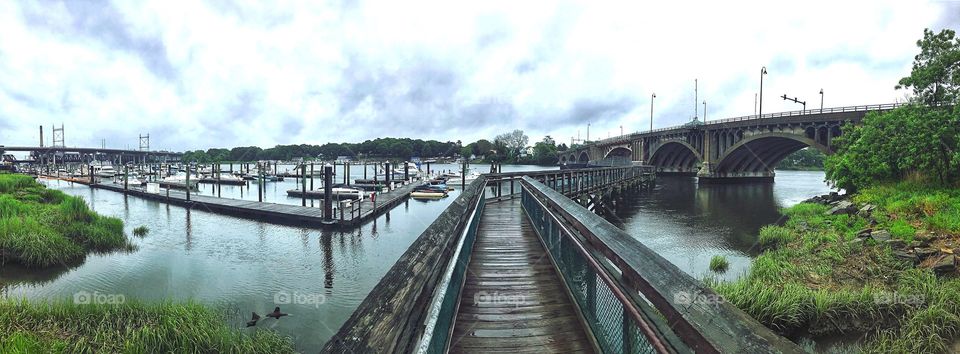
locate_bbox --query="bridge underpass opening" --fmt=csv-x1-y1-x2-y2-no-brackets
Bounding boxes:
602,147,633,166
648,142,700,175
706,135,828,182
577,151,589,163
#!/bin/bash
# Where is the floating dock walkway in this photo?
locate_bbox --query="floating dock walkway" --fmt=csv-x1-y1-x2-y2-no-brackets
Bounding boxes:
41,174,420,228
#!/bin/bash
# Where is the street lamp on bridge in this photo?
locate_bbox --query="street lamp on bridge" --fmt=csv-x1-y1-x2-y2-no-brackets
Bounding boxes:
650,92,656,132
703,100,707,122
759,66,767,116
819,88,824,113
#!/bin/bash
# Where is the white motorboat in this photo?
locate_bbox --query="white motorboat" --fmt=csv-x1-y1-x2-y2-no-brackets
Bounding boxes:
91,161,117,178
161,173,200,189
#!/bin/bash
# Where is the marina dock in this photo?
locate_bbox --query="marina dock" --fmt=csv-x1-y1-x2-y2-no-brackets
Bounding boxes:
41,174,422,228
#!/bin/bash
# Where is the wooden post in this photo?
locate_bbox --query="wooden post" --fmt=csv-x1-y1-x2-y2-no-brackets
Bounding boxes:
217,164,222,198
323,165,333,222
346,163,351,186
258,164,263,203
461,159,466,188
186,166,191,202
310,163,314,190
124,165,128,192
403,162,409,182
301,164,307,206
363,160,367,179
384,162,391,191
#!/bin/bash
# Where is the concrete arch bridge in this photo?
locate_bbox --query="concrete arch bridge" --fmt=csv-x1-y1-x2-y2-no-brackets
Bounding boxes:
561,103,902,182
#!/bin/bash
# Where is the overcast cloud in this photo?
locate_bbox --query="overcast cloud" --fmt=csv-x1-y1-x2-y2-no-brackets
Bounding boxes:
0,0,957,152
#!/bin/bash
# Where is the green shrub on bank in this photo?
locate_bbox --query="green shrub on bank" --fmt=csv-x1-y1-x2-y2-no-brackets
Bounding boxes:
0,300,295,353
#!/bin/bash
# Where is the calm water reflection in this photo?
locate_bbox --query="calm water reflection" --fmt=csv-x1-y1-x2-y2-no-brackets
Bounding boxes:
614,170,835,281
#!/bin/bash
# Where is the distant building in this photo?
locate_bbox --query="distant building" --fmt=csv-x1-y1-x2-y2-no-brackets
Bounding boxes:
336,155,353,162
520,146,534,157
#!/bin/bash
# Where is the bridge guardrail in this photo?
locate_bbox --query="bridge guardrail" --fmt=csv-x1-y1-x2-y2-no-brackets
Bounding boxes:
519,176,804,353
587,102,905,146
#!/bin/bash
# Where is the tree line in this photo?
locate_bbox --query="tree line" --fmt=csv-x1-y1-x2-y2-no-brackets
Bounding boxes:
182,131,569,165
182,138,461,163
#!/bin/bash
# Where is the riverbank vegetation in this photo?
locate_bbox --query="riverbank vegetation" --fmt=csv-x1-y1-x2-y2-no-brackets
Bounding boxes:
709,255,729,273
0,300,295,353
712,28,960,352
0,174,133,268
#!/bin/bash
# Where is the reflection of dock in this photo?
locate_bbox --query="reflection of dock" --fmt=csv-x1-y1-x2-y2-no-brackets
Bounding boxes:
86,180,420,228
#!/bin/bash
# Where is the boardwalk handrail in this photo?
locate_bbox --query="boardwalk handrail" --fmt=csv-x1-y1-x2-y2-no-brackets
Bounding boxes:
481,165,655,201
521,177,684,353
320,178,487,353
519,176,803,353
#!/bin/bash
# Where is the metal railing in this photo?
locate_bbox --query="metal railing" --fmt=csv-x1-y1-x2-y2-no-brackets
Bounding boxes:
482,165,655,201
321,178,488,353
518,176,804,353
521,177,680,353
589,102,903,146
415,180,486,353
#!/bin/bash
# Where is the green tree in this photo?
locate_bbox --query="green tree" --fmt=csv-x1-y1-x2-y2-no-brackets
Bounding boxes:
896,28,960,104
532,136,558,165
825,29,960,191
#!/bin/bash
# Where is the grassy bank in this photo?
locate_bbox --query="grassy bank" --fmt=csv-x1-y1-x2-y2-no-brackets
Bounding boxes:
0,300,295,353
711,182,960,353
0,174,133,268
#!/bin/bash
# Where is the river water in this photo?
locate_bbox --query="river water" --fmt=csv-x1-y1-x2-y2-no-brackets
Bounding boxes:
1,167,831,352
611,170,834,282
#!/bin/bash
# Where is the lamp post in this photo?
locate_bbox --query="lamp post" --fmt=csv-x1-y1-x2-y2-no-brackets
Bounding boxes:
759,66,767,116
703,100,707,122
650,93,656,132
694,79,698,122
586,123,590,142
620,125,623,137
819,88,824,113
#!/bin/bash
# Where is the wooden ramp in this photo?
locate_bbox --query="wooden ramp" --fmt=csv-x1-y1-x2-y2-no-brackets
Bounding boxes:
451,199,594,353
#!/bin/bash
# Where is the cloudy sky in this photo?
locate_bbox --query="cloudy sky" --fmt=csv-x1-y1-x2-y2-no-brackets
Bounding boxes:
0,0,957,152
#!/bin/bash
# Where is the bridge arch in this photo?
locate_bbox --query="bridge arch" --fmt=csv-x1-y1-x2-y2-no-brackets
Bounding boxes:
604,146,632,159
648,140,702,173
560,155,567,164
578,151,589,163
714,133,830,175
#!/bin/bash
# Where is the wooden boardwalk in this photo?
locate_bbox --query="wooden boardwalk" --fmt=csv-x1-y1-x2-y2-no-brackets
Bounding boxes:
450,199,594,353
84,180,420,228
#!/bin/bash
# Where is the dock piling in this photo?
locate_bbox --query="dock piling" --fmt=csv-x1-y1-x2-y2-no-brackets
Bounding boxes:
302,164,307,207
385,162,391,191
323,165,332,222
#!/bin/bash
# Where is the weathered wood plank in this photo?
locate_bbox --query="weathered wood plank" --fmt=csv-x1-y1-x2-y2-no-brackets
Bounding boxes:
450,200,595,353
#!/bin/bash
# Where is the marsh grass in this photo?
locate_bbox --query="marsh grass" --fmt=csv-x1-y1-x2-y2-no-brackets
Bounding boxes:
0,174,133,268
714,182,960,351
132,225,150,237
709,255,729,273
0,299,295,353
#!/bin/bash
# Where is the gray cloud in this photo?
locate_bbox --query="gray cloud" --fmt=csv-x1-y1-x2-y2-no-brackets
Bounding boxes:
20,1,178,80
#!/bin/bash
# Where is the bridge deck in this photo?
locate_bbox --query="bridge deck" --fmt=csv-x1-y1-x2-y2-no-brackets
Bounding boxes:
451,199,594,353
